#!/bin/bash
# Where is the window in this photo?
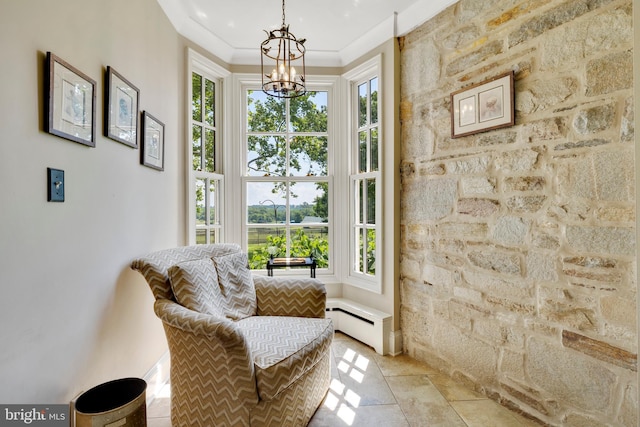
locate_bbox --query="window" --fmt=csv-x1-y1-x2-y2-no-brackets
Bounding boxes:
346,59,381,291
243,88,332,272
188,50,229,244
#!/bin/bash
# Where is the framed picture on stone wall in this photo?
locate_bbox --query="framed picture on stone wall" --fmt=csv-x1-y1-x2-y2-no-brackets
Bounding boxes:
451,71,514,138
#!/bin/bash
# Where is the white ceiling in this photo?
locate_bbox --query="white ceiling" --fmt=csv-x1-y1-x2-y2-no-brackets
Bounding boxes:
157,0,457,66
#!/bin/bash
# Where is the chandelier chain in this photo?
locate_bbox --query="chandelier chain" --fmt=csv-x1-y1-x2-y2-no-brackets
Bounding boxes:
282,0,286,27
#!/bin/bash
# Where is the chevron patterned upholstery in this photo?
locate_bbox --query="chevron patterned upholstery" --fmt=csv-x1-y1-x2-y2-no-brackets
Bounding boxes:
168,259,225,317
131,244,332,427
212,251,257,320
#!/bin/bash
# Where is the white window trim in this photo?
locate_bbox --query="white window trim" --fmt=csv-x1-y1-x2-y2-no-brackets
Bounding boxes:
342,55,383,293
186,49,231,245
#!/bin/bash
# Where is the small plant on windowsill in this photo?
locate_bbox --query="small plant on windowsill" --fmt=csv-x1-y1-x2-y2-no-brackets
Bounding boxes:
267,246,278,260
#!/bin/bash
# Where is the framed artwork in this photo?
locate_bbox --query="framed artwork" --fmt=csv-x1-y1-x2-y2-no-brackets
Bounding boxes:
46,52,96,147
105,66,139,148
450,71,514,138
141,111,165,171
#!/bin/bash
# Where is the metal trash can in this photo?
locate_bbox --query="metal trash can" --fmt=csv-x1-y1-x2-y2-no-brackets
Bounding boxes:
75,377,146,427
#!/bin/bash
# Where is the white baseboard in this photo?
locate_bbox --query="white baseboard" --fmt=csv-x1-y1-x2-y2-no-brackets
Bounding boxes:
327,298,392,355
388,329,403,356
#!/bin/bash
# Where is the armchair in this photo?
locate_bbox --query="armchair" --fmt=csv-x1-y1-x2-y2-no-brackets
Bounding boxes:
131,244,332,427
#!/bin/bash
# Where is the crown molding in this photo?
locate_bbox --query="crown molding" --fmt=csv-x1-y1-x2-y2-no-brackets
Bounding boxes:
156,0,454,68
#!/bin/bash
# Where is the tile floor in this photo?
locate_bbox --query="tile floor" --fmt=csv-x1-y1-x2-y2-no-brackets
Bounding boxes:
147,333,541,427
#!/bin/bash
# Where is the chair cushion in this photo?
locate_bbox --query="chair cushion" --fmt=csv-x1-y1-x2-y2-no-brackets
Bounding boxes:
168,259,225,317
236,316,333,401
212,252,257,320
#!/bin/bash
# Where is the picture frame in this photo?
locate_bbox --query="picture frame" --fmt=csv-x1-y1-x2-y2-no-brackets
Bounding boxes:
105,66,140,148
141,111,165,171
450,71,514,138
46,52,96,147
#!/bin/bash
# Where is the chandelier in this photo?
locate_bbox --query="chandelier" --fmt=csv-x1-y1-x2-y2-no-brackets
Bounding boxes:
260,0,306,98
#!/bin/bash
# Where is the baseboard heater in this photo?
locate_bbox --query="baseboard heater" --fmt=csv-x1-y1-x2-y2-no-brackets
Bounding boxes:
326,298,391,355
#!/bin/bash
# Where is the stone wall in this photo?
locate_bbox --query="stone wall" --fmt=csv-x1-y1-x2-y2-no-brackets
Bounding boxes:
398,0,636,425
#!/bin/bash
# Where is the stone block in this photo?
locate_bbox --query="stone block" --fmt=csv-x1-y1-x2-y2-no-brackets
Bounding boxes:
500,349,525,380
445,40,504,76
619,383,638,427
500,383,549,416
532,231,561,250
600,296,636,332
521,117,568,142
432,320,498,382
595,206,635,223
495,149,539,172
503,176,545,192
468,249,522,276
447,156,491,174
400,306,433,345
586,50,633,96
422,263,455,289
403,178,457,222
463,270,533,300
566,225,635,256
401,39,441,96
556,156,596,200
517,76,578,113
418,160,446,176
527,337,616,412
572,102,615,134
508,0,615,48
540,299,599,332
506,195,546,213
486,296,536,316
554,138,610,151
457,198,500,217
487,0,552,29
461,177,496,195
400,258,421,281
594,149,634,202
526,251,558,282
436,222,488,239
493,216,530,246
540,5,632,71
452,286,482,303
562,330,637,371
477,130,518,146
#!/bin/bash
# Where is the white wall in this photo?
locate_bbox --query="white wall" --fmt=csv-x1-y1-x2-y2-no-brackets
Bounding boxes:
0,0,183,403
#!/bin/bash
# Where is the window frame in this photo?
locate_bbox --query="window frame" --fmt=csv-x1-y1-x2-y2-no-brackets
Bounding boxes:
236,74,339,277
186,49,230,245
343,56,382,293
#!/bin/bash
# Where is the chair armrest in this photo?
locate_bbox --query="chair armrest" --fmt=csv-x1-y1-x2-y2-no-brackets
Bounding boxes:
154,299,258,403
253,276,327,318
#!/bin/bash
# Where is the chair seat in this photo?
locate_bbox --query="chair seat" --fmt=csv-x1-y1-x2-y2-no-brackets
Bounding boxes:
236,316,333,401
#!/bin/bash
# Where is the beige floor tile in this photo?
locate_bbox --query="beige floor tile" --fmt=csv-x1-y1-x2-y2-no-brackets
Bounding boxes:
309,403,410,427
332,333,378,360
375,353,439,377
451,399,527,427
429,373,485,401
386,375,467,427
336,360,397,406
